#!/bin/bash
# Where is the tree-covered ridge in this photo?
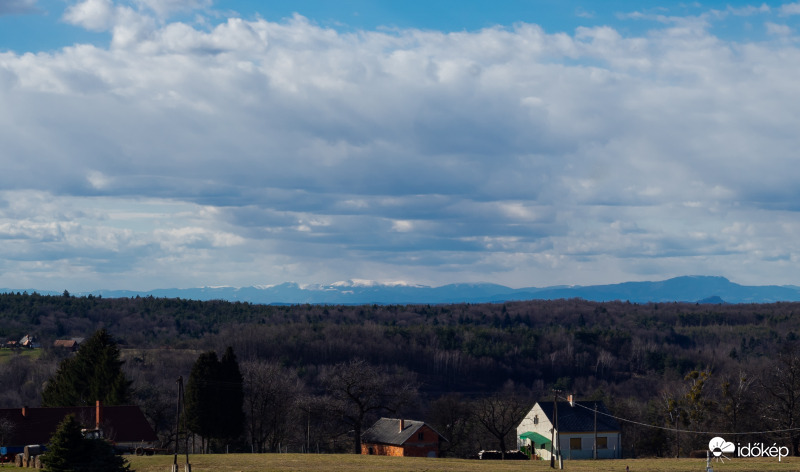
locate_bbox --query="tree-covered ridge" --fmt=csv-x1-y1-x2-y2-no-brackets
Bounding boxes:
3,293,800,456
2,293,798,392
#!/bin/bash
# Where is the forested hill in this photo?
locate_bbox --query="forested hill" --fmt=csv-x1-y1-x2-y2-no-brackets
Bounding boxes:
1,291,798,389
3,292,800,457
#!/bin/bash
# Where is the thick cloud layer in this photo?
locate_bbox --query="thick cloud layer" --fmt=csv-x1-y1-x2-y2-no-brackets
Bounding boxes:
1,1,800,290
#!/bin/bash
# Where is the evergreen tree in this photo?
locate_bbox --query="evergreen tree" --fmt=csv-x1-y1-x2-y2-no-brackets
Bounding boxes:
41,415,86,472
218,346,245,441
41,414,130,472
184,351,221,446
42,329,132,407
184,347,245,450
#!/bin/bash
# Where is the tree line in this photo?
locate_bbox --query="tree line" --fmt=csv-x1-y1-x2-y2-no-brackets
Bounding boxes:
4,293,800,456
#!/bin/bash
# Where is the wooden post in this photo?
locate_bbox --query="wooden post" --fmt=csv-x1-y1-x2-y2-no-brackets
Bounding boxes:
556,398,563,469
594,403,598,460
675,414,679,458
550,390,557,468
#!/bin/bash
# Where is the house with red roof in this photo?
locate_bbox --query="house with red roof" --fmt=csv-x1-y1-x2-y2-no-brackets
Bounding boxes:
361,418,447,458
0,401,157,458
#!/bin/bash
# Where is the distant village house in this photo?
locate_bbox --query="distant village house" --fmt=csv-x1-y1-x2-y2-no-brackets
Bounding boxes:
52,339,81,351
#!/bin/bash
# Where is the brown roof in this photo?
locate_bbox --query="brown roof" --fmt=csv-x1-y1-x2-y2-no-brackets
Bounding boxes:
53,340,78,348
362,418,447,446
0,405,157,447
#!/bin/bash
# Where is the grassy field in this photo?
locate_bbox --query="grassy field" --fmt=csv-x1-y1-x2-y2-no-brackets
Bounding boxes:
0,348,42,363
80,454,800,472
3,454,798,471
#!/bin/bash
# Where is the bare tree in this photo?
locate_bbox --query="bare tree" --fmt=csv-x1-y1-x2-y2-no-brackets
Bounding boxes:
760,342,800,456
472,385,529,459
241,361,303,453
428,393,477,458
720,369,756,433
321,359,417,454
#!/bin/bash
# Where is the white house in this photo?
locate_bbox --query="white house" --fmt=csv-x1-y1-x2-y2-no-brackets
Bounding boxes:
517,399,621,460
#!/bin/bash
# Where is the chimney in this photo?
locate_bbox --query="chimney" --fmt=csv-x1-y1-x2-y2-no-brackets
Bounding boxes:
399,419,405,432
21,406,27,417
96,400,102,430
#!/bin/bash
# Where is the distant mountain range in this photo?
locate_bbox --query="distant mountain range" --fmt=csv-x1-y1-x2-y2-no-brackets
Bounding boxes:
4,276,800,305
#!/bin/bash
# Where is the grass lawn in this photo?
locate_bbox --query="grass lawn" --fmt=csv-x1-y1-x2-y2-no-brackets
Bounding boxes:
113,454,800,472
0,348,42,363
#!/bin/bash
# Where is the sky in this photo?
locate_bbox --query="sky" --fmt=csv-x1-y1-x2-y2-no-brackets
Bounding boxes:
2,1,800,291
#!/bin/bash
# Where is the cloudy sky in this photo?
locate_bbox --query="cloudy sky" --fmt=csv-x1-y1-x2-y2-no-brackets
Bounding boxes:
1,0,800,291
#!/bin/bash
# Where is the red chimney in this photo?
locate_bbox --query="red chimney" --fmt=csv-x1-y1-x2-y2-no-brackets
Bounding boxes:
96,401,102,430
21,406,27,417
399,419,404,432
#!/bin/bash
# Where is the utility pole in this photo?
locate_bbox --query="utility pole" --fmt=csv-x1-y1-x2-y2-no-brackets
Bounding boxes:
550,390,557,468
550,389,563,469
593,403,598,460
675,412,679,459
556,396,563,470
172,376,191,472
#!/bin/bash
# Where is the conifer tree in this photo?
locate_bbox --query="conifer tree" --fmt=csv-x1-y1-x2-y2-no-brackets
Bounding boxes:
184,347,244,450
184,351,221,447
41,414,86,472
218,346,245,441
41,414,131,472
42,329,132,407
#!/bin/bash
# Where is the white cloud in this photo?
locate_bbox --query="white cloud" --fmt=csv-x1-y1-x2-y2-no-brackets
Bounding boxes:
780,3,800,16
133,0,212,18
727,4,770,16
63,0,116,32
766,22,793,35
3,5,800,289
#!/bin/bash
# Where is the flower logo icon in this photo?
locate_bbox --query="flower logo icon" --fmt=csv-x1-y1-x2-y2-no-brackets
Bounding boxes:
709,436,735,459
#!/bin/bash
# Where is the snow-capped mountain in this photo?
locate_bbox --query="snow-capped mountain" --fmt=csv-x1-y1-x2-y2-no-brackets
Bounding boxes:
6,276,799,305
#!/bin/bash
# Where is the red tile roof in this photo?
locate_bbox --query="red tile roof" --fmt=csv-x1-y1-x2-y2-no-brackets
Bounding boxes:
0,405,157,447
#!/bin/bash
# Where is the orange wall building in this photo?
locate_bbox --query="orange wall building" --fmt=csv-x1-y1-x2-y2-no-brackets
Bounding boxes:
361,418,447,458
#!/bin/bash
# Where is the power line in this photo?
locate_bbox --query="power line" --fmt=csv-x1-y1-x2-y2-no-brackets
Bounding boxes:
562,395,800,436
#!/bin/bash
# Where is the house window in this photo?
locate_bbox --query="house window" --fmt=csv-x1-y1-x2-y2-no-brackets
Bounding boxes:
597,437,608,449
418,432,424,441
570,438,582,450
533,415,539,425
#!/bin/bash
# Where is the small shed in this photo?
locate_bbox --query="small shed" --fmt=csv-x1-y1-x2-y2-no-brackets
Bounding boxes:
361,418,447,458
